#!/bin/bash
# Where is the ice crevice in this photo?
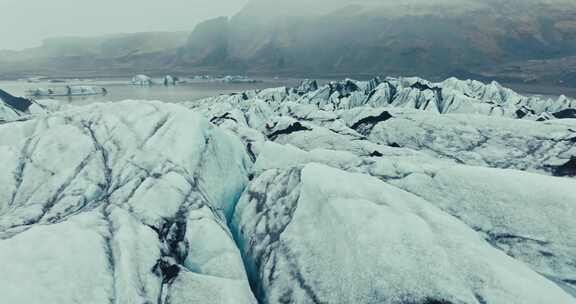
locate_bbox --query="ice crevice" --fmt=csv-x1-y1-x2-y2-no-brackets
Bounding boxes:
84,119,119,303
1,77,576,303
228,167,305,304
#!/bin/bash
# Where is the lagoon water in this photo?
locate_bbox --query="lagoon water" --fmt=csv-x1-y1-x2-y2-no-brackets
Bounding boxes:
2,78,570,106
0,78,305,105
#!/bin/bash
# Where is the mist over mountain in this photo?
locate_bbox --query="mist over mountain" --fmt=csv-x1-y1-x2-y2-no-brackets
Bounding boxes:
0,32,188,78
176,0,576,84
1,0,576,86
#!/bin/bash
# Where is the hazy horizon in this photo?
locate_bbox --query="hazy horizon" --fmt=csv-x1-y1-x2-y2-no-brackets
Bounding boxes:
3,0,572,51
0,0,249,51
1,0,574,91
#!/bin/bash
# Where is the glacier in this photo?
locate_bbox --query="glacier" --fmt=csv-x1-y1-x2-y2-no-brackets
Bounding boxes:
0,76,575,303
0,89,56,123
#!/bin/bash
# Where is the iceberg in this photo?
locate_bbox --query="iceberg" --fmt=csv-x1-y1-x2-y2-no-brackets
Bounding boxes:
131,74,154,86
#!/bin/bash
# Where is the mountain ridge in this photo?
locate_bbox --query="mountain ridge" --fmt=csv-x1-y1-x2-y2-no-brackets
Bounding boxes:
1,0,576,87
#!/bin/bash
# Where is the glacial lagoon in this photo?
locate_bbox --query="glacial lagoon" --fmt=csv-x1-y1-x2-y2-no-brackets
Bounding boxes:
0,77,306,105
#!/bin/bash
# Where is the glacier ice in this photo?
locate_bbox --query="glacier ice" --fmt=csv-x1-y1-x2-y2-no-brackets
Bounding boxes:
0,101,255,304
233,163,575,304
1,76,575,303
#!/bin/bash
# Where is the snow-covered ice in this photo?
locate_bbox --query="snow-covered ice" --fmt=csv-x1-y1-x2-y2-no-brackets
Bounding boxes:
0,100,255,304
1,76,575,303
233,163,575,303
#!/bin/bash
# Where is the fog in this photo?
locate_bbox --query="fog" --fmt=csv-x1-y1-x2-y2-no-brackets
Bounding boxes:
1,0,572,50
0,0,249,50
239,0,476,16
238,0,574,17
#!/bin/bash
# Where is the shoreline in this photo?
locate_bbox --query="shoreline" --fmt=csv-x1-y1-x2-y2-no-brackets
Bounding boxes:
0,73,574,98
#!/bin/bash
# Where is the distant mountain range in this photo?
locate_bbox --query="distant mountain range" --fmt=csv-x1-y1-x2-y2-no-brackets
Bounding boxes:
0,32,188,78
1,0,576,87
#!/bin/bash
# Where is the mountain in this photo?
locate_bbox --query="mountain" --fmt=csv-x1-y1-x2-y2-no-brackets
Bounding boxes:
1,0,576,87
1,76,575,302
176,0,576,85
0,32,188,79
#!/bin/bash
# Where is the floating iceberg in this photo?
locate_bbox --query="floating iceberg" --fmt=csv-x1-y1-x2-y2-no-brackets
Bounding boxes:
163,75,178,86
26,86,107,97
131,74,154,86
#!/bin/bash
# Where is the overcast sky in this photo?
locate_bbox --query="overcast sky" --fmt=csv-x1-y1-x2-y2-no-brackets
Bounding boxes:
0,0,249,50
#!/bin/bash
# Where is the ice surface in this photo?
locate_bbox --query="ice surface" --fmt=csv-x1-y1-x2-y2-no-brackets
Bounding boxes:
233,164,575,303
1,76,575,303
251,141,576,292
0,100,255,304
